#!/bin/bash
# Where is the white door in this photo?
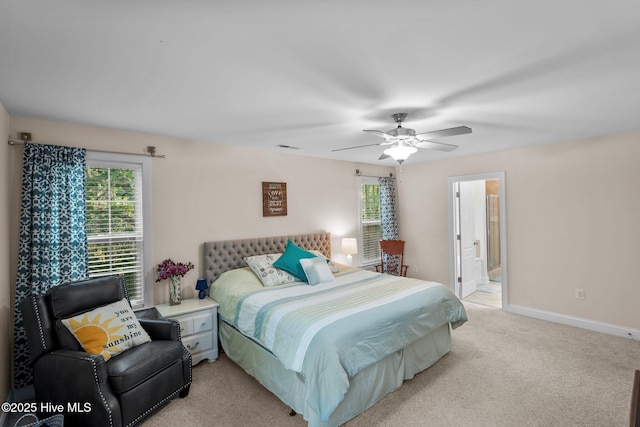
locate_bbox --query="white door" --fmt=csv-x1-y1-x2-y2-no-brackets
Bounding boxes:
458,182,477,298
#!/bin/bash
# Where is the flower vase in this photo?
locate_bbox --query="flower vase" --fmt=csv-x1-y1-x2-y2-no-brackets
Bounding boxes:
169,276,182,305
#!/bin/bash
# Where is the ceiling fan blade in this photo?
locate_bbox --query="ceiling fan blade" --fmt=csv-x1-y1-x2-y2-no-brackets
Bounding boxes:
378,153,390,160
363,129,390,139
332,142,382,152
416,126,472,139
415,141,459,152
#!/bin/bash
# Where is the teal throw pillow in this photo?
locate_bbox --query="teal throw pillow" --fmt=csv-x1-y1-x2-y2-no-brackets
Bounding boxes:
272,240,316,282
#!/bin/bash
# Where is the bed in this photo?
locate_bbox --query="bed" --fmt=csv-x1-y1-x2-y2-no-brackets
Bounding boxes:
203,232,467,427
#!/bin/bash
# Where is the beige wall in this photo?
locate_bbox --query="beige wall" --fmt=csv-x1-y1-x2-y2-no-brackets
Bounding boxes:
0,102,10,398
5,112,638,393
8,116,393,305
397,131,640,330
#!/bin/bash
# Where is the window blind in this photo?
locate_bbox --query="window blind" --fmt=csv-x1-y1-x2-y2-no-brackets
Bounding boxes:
86,164,145,307
359,180,382,264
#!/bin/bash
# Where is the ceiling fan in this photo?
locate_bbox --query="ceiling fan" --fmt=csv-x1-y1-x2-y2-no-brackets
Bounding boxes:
333,113,472,164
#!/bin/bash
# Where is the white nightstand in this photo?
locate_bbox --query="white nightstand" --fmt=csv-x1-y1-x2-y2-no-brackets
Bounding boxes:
156,297,220,365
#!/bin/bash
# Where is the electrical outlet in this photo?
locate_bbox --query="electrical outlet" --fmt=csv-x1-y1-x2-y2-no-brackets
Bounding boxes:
575,288,585,300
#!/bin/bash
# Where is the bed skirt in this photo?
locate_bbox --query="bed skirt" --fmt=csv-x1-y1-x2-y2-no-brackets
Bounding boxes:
219,321,451,427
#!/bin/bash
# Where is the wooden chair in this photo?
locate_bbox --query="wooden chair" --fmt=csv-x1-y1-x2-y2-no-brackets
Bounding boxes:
374,239,408,276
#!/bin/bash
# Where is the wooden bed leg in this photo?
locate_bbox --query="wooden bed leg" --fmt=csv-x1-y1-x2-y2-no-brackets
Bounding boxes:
289,409,297,416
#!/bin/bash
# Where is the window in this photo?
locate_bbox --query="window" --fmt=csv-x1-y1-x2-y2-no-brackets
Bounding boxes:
86,152,152,308
358,177,381,265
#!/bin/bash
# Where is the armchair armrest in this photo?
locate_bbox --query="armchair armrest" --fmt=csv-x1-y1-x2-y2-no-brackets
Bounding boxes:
139,319,191,386
139,318,180,341
34,350,122,427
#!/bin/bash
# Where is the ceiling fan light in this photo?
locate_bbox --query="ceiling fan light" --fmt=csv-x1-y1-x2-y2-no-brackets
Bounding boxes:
383,145,417,163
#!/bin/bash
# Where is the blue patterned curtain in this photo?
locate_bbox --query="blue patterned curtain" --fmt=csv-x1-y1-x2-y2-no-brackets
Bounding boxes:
378,177,398,239
13,143,89,388
378,177,400,273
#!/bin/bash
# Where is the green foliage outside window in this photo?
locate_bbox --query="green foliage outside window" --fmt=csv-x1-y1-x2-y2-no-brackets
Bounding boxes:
361,184,381,221
86,167,142,303
86,168,136,234
360,183,382,262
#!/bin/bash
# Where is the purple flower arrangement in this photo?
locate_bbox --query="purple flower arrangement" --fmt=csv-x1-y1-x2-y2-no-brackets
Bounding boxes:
155,259,194,282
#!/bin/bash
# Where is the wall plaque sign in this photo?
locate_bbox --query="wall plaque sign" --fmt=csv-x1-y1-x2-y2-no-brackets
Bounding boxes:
262,182,287,217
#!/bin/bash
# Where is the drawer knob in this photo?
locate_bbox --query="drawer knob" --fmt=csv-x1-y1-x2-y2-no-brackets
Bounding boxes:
187,342,199,350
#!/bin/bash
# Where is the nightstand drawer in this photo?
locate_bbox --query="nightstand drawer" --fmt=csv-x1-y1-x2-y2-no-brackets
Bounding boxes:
182,332,213,355
175,317,194,336
155,298,220,365
192,312,213,333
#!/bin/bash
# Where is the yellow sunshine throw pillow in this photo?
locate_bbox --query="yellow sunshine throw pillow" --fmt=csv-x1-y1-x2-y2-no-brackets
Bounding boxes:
61,298,151,361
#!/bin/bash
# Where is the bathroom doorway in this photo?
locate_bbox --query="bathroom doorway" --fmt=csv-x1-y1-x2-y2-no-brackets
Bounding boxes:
486,182,501,282
448,172,507,309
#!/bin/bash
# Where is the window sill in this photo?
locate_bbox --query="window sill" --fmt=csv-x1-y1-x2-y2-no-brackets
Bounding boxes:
358,262,378,271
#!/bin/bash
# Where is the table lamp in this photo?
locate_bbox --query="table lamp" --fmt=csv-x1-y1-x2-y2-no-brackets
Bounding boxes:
341,238,358,267
195,277,208,299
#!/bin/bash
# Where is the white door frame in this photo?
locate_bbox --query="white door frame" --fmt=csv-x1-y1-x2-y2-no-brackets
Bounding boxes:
447,172,508,308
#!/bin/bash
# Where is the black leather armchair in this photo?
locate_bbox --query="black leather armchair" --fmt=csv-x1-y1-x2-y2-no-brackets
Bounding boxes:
20,276,192,427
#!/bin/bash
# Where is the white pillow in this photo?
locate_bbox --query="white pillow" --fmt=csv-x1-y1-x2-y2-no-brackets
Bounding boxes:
61,298,151,361
300,256,335,285
244,254,298,286
309,250,340,273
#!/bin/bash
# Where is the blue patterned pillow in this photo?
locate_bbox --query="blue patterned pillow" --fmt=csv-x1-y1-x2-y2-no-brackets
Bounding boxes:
272,240,316,282
244,254,298,286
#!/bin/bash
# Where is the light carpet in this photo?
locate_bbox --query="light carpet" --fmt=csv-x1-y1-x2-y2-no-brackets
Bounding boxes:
142,302,640,426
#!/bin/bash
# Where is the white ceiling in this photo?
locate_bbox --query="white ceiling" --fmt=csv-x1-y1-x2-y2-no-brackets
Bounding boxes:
1,1,639,165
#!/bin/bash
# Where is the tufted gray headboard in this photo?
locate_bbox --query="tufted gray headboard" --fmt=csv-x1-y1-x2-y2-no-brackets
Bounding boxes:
203,232,332,285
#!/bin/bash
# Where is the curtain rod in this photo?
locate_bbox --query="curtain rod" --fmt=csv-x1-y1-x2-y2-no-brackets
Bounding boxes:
355,169,394,179
7,138,166,158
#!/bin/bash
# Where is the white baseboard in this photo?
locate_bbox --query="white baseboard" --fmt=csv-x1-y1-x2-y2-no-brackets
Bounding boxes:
504,304,640,341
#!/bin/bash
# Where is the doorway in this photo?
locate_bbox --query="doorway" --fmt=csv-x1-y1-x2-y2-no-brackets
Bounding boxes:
486,183,501,282
448,172,507,309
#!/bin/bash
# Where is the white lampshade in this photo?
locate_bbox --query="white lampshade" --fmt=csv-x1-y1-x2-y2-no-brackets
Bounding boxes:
383,144,417,163
341,238,358,255
341,237,358,267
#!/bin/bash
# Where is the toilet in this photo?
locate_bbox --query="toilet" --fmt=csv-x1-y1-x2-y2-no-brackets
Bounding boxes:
474,241,490,285
475,258,489,285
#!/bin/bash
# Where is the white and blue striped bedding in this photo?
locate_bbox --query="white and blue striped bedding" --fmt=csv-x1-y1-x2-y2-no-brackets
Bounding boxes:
216,267,467,421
